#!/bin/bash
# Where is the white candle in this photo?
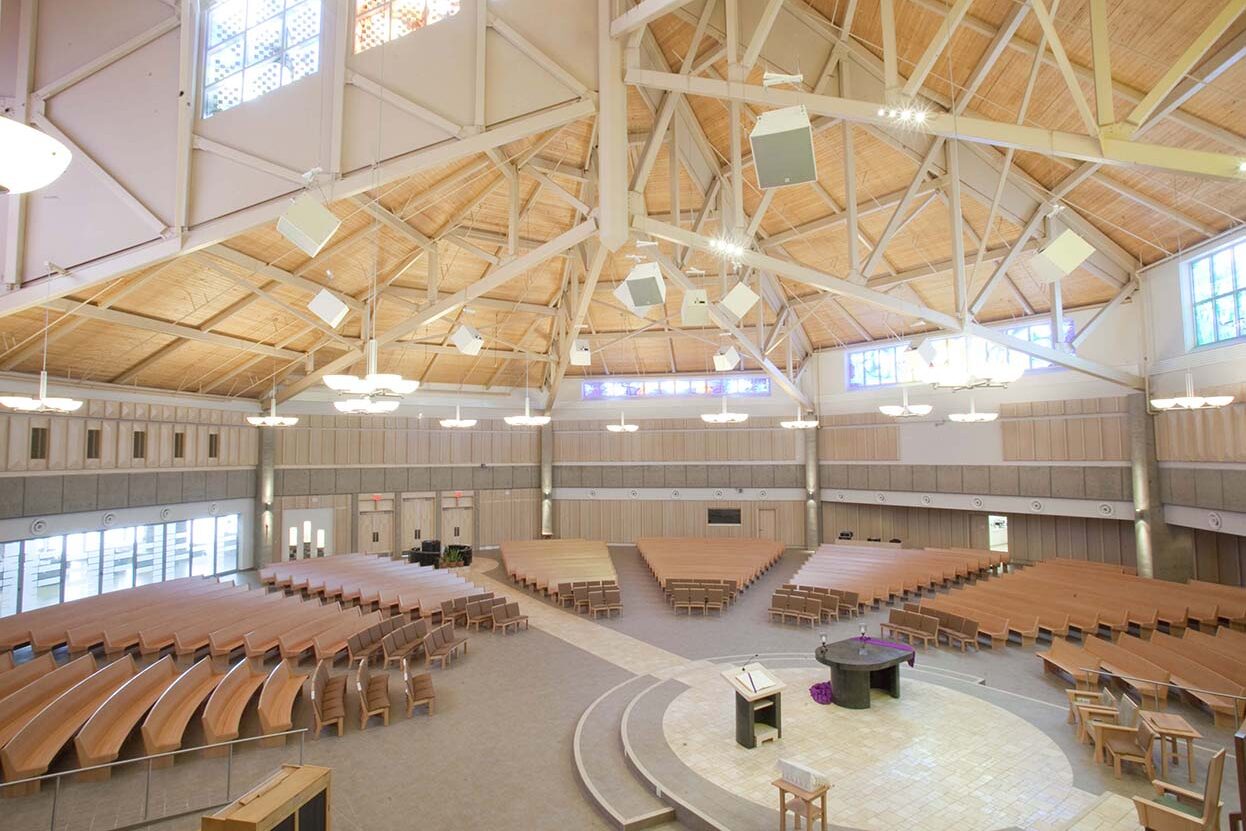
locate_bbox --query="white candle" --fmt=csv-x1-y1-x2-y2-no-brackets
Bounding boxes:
316,528,325,548
288,526,298,547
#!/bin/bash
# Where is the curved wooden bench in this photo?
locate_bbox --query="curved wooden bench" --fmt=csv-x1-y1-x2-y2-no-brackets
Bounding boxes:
71,583,239,655
208,597,314,658
202,658,267,748
0,652,57,701
160,591,276,658
244,602,339,659
74,656,178,779
278,607,359,660
1036,637,1101,688
1123,634,1245,727
0,654,96,748
1,656,136,795
141,658,224,764
257,660,308,746
0,652,12,673
1083,636,1170,708
312,611,382,664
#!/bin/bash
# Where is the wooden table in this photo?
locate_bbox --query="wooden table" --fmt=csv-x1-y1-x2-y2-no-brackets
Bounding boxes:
1140,711,1202,783
773,778,828,831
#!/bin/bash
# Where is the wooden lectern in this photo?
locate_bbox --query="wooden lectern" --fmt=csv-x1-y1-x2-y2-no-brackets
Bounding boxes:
201,764,331,831
721,662,786,749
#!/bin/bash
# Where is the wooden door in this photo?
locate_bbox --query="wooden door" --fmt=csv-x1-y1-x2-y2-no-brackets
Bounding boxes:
443,508,474,546
401,494,435,550
757,508,777,541
358,512,393,556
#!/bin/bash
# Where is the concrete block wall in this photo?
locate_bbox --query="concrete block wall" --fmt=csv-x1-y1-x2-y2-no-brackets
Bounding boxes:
819,463,1132,502
0,470,255,519
273,465,541,497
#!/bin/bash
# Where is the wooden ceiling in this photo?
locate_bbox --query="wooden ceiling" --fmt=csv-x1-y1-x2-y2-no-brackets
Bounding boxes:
3,0,1244,400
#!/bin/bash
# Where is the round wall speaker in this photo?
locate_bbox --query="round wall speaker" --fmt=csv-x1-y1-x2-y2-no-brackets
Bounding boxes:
629,490,639,499
875,493,886,503
30,519,48,535
971,497,984,509
920,494,933,505
102,512,117,527
759,490,767,498
1208,512,1223,530
208,502,219,516
160,507,172,520
671,490,680,498
1098,504,1114,516
1030,500,1044,512
588,490,597,498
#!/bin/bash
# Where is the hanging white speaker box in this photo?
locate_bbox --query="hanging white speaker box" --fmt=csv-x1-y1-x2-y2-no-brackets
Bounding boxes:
1029,229,1095,284
451,324,485,356
680,288,709,325
308,288,349,328
721,282,760,319
569,339,592,366
749,105,817,190
277,193,342,257
614,262,667,313
713,345,741,372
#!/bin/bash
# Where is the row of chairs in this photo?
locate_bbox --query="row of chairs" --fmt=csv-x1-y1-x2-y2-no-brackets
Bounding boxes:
440,592,502,626
467,599,531,633
781,584,861,617
663,579,739,607
768,591,835,628
556,581,620,612
901,602,981,652
560,585,623,617
310,657,437,738
670,586,726,616
879,609,939,649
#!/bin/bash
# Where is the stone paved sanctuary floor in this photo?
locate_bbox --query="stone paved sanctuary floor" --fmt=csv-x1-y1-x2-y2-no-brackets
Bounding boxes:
664,666,1098,831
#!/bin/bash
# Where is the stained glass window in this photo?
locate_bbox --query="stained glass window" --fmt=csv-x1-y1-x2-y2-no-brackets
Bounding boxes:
354,0,460,53
203,0,322,118
581,376,771,400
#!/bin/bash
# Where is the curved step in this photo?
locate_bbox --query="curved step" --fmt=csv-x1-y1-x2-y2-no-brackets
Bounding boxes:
574,674,676,831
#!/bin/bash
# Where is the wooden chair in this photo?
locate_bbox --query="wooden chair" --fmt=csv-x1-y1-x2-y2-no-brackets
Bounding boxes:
466,601,495,632
309,660,346,738
704,587,725,616
402,658,436,717
589,590,610,619
573,586,590,614
674,587,696,616
1096,716,1158,780
494,602,529,634
605,588,623,616
354,659,390,730
768,593,789,623
556,583,574,608
1066,685,1116,727
1133,748,1225,831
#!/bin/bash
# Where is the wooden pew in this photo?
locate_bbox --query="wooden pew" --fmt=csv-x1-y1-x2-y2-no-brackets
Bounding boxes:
1036,637,1101,688
208,597,319,658
141,658,225,763
0,654,96,748
257,660,308,746
162,592,289,659
0,652,12,673
0,656,136,795
202,658,267,747
74,656,179,778
277,607,361,661
70,582,240,655
1083,636,1170,709
1121,634,1245,727
921,598,1010,647
313,611,382,664
244,602,341,659
1186,627,1246,663
0,580,191,651
0,652,57,701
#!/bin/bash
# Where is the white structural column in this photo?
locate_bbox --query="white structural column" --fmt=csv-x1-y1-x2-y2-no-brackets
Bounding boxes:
1127,394,1193,581
4,0,37,285
599,0,630,251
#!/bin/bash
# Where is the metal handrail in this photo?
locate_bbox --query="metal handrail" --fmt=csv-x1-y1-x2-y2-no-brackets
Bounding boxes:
0,728,308,831
1079,667,1246,704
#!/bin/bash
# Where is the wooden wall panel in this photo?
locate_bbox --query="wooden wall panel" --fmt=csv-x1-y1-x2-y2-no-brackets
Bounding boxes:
1187,529,1246,587
274,416,538,467
0,401,257,474
478,488,540,548
816,414,900,462
1000,397,1128,462
820,503,989,549
551,417,801,464
554,499,805,546
1156,402,1246,462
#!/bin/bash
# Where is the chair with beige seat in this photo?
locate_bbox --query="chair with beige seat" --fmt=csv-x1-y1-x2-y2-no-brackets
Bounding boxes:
309,659,347,739
1133,748,1226,831
1095,715,1158,780
402,658,436,717
354,659,390,730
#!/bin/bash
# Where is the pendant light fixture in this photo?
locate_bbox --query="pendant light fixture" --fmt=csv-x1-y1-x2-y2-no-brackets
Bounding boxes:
947,397,998,423
1150,371,1234,411
247,398,299,427
440,405,477,428
779,406,818,429
0,116,72,194
605,412,638,433
879,387,933,418
1,295,81,414
701,395,748,424
504,394,550,427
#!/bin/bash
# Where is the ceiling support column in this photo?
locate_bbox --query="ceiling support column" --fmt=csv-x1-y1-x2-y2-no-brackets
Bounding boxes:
254,427,277,568
1127,393,1192,581
805,427,821,551
540,423,555,538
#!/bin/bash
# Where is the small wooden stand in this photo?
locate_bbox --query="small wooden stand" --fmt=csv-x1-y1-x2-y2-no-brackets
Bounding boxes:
773,778,828,831
722,663,786,749
201,764,331,831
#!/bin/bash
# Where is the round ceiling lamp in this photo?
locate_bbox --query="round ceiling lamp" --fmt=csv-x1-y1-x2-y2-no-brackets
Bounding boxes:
779,407,818,429
440,405,477,429
605,412,638,433
947,397,998,424
879,387,932,418
504,394,550,427
247,398,298,427
0,117,72,194
325,338,418,414
0,370,82,414
1150,372,1234,411
701,396,747,424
